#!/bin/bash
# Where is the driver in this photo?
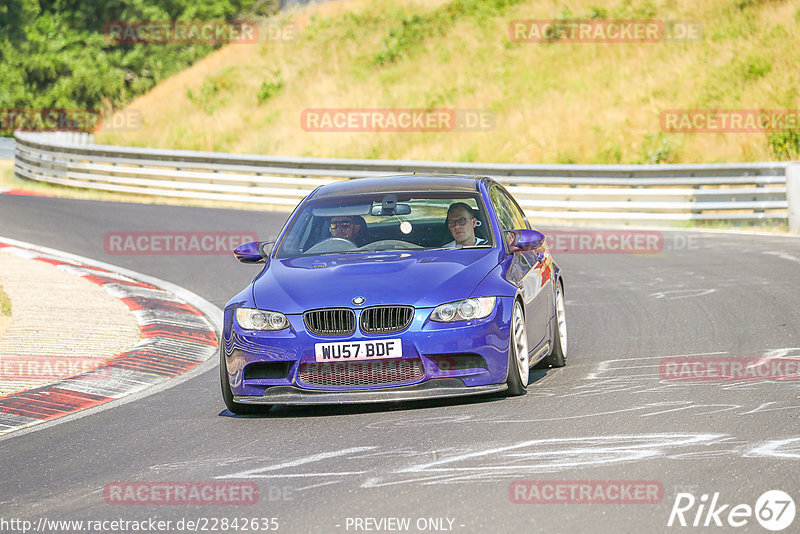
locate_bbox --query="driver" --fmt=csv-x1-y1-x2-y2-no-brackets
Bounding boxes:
444,203,486,247
329,216,364,245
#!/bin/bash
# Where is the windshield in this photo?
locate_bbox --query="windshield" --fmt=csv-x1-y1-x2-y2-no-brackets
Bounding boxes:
274,192,493,258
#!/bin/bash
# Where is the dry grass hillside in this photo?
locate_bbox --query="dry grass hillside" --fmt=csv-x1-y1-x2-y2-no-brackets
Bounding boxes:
97,0,800,164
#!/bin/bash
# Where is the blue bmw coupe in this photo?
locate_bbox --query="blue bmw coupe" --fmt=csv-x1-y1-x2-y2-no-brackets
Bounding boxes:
221,175,567,413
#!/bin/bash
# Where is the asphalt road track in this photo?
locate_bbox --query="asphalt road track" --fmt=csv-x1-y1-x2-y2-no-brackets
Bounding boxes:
0,194,799,533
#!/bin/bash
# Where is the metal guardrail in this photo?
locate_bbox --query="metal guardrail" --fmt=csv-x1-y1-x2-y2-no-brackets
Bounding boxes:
13,131,792,223
0,137,15,159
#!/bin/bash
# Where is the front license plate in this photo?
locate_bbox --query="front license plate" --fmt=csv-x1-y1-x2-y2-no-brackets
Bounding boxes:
314,339,402,362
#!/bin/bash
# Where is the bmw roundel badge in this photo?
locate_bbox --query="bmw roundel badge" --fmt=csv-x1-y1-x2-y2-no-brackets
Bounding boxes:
352,296,365,305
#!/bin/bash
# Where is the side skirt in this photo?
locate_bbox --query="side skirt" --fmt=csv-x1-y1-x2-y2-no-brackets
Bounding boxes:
529,343,550,367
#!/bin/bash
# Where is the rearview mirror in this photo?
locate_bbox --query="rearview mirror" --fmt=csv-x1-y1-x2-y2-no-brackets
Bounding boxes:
505,229,545,253
371,204,411,216
233,241,273,263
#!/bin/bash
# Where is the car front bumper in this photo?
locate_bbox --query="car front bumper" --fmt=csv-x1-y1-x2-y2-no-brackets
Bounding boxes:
222,297,515,399
234,379,507,405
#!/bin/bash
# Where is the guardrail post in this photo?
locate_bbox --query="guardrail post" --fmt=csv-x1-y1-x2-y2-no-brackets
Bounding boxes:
788,164,800,233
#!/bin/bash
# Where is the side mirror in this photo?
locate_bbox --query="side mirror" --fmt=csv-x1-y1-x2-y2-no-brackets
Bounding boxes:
506,229,545,253
233,241,273,264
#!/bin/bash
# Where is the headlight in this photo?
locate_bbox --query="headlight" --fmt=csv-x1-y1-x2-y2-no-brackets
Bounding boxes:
236,308,289,330
430,297,496,322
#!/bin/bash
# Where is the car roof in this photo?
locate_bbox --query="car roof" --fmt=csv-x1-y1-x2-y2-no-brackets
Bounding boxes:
308,174,494,200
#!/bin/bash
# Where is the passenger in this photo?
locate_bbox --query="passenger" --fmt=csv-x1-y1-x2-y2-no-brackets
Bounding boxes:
444,203,487,247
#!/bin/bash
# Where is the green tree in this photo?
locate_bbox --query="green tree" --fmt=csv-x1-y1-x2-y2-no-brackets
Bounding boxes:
1,0,274,134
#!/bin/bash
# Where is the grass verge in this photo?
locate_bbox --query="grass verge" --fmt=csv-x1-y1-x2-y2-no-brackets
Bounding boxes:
98,0,800,164
0,282,10,317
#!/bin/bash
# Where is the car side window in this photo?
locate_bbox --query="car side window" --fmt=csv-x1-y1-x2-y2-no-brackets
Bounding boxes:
507,190,531,230
490,186,528,230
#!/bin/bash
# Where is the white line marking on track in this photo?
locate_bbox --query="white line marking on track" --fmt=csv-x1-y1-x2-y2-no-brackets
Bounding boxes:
745,438,800,459
739,402,777,415
585,352,728,379
762,251,800,264
217,447,376,479
294,481,343,491
639,403,740,417
649,288,716,300
395,434,722,474
232,472,368,478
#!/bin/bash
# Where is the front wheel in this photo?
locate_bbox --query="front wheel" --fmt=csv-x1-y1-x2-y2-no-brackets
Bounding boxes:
220,345,270,415
506,301,529,396
539,281,567,368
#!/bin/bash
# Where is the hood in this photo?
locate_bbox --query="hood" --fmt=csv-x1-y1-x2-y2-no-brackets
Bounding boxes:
252,249,501,313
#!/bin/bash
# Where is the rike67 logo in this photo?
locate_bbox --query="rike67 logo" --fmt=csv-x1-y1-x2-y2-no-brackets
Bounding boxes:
668,490,795,531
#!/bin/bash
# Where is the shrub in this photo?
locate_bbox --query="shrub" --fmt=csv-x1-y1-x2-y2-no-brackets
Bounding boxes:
767,130,800,160
257,70,285,103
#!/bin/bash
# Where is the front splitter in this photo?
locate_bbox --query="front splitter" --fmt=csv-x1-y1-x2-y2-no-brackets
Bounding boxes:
234,378,507,405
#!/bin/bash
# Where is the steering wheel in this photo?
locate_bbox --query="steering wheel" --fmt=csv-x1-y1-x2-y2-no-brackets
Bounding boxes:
305,237,359,254
359,239,422,251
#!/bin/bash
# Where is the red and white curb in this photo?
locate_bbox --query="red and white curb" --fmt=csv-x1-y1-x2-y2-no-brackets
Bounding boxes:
0,237,220,435
0,188,48,196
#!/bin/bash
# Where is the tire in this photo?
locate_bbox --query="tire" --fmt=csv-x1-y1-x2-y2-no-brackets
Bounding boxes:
220,345,270,415
539,281,567,368
506,300,529,396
